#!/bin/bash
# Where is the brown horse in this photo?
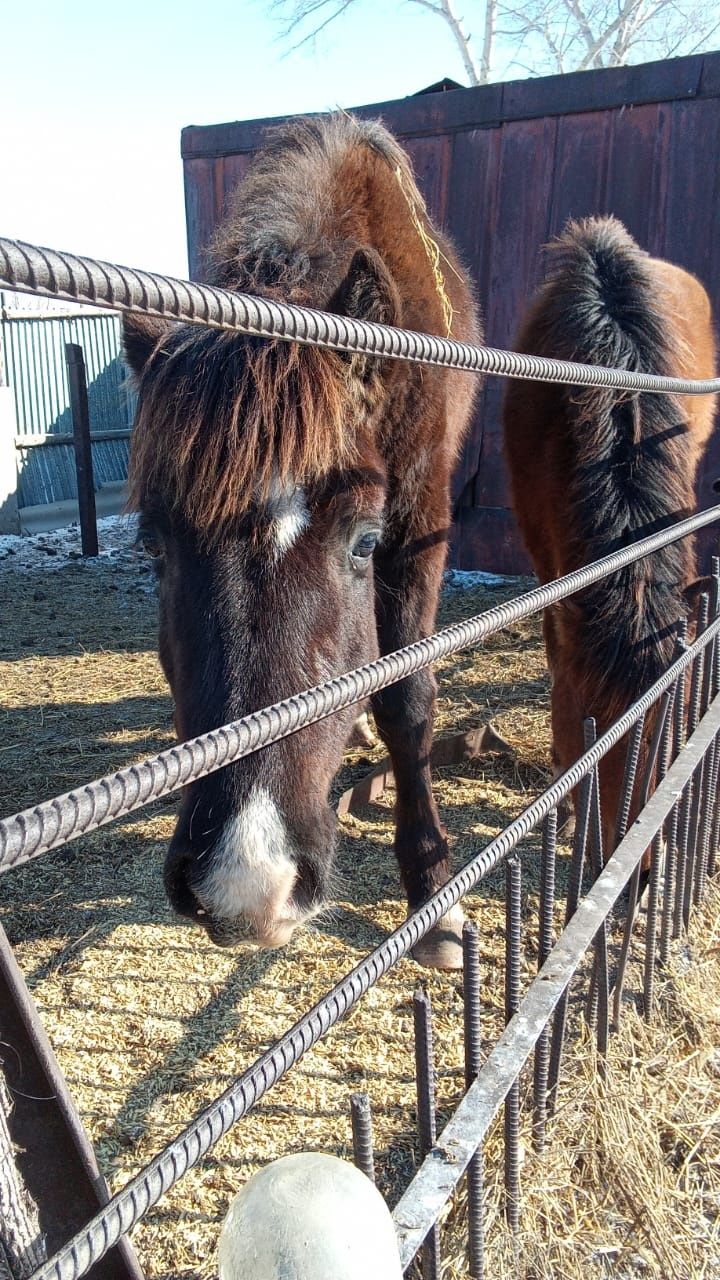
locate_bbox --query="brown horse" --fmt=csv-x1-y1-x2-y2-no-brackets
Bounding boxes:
503,217,716,855
123,116,479,967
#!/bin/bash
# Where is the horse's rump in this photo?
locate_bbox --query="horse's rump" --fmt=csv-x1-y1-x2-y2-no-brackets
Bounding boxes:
505,217,714,723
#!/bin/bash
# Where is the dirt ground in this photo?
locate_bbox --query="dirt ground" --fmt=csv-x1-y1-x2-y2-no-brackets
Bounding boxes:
0,522,718,1279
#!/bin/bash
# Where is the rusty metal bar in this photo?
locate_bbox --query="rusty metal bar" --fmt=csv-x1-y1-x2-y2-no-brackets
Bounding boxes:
350,1093,375,1184
462,922,485,1280
393,695,720,1268
614,717,646,847
3,236,720,396
0,928,144,1280
413,990,441,1280
660,647,686,964
612,692,671,1029
3,521,720,878
643,688,676,1019
533,809,557,1154
29,650,720,1280
547,746,592,1114
504,856,522,1234
584,720,609,1057
681,594,710,927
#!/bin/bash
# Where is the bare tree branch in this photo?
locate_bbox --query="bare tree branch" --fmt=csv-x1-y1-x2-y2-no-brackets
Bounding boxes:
270,0,359,53
271,0,720,89
437,0,484,84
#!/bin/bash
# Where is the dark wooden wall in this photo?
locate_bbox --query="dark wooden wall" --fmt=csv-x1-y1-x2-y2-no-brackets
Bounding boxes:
182,52,720,573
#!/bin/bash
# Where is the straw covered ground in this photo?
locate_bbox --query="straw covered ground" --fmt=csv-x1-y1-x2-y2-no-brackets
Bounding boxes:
1,521,718,1279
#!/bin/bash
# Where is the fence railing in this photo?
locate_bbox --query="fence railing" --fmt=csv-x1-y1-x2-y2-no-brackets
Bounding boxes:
0,289,133,515
1,235,719,1280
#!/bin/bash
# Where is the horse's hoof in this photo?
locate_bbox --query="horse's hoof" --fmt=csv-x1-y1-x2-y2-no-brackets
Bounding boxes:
411,904,465,969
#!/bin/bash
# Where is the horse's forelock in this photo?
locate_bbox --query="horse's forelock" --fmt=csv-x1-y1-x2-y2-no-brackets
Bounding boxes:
128,328,360,538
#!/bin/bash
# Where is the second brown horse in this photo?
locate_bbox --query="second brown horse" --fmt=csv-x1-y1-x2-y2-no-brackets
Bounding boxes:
503,216,717,855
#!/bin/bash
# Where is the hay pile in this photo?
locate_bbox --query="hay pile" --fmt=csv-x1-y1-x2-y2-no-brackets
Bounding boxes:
0,538,718,1279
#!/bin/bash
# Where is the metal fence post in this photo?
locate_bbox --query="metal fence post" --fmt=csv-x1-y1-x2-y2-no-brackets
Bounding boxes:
65,342,98,557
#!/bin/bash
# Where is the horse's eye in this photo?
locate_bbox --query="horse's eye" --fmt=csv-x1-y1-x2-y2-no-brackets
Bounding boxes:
350,530,380,566
141,538,163,560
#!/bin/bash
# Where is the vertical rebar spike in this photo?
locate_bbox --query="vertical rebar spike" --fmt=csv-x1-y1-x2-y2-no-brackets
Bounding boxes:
675,771,695,936
660,658,685,961
681,594,710,927
691,600,715,906
504,856,522,1235
695,736,719,903
643,687,675,1020
462,921,485,1280
614,716,645,847
548,735,592,1112
350,1092,375,1184
709,740,720,882
583,720,609,1057
413,989,441,1280
682,763,701,929
612,691,670,1029
533,809,557,1154
712,563,720,701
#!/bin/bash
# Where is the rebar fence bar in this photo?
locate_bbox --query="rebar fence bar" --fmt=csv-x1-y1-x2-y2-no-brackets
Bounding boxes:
2,506,719,875
1,239,720,1278
393,687,720,1266
3,236,720,397
12,605,720,1280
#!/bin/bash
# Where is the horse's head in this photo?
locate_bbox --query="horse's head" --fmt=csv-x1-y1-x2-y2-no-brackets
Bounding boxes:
124,249,399,948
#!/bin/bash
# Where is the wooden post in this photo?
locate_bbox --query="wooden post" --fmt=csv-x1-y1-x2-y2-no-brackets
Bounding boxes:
0,1070,46,1278
0,925,146,1279
65,342,98,556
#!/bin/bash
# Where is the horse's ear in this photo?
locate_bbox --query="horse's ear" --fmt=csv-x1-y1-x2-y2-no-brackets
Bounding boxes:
328,247,401,329
122,313,172,378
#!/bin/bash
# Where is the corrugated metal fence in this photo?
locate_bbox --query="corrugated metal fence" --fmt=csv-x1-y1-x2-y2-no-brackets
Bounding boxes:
0,292,133,511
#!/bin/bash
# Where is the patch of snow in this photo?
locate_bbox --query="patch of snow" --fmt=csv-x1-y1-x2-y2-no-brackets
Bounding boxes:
0,514,141,577
443,568,522,591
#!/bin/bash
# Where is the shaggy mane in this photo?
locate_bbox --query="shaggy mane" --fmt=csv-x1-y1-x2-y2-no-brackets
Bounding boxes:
128,327,353,531
128,114,430,535
532,217,695,715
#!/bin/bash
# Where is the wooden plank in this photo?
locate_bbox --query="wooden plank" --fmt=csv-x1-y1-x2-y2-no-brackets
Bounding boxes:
446,127,502,506
547,109,613,235
502,52,705,122
0,926,145,1280
645,100,673,259
604,102,662,246
181,52,719,159
221,153,254,203
663,97,720,537
182,157,217,280
471,114,558,511
65,343,98,558
403,134,452,226
663,98,720,289
451,505,532,574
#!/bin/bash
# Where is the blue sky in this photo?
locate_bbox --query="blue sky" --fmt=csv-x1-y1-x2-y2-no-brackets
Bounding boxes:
1,0,486,277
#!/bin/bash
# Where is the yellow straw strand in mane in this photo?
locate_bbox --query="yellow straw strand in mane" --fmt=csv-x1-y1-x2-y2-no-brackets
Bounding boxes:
394,165,454,338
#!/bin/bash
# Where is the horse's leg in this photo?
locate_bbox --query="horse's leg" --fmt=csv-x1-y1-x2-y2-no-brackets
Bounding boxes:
372,537,463,969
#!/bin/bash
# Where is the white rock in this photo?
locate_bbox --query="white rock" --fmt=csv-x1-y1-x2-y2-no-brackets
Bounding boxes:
218,1152,402,1280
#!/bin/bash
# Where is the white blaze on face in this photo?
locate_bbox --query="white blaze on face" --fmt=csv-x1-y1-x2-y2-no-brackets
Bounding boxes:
194,787,299,944
267,479,309,557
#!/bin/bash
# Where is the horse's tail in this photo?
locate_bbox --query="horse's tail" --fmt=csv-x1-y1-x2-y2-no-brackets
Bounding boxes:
535,217,695,718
